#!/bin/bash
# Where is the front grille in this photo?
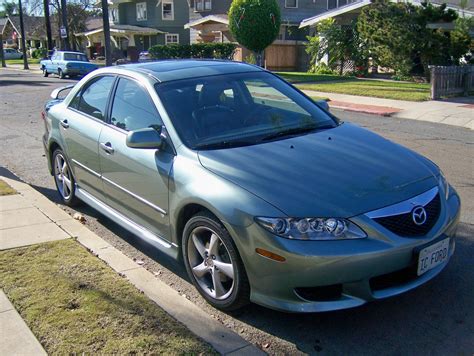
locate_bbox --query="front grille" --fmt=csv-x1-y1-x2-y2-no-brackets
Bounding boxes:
373,194,441,237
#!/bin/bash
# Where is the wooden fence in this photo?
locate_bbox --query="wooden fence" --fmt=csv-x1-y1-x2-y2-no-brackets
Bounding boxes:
430,65,474,100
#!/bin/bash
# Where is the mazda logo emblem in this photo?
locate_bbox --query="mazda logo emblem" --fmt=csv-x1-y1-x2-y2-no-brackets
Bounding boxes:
412,206,427,225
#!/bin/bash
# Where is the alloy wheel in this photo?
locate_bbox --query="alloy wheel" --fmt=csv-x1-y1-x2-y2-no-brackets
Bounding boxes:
187,226,235,300
54,153,72,200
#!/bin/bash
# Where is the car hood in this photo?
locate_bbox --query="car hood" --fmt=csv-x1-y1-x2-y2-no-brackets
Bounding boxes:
198,123,439,218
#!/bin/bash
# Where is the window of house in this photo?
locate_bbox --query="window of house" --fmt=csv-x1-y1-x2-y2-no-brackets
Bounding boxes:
162,0,174,20
165,33,179,45
71,76,115,121
285,0,298,8
109,7,119,23
110,78,162,131
195,0,211,11
136,2,147,21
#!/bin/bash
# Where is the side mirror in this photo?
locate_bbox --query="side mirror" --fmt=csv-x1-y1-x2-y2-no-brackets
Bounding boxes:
50,84,75,99
315,100,330,111
126,127,163,149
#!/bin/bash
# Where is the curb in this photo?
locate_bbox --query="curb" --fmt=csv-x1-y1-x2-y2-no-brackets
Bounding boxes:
328,100,402,117
0,174,265,356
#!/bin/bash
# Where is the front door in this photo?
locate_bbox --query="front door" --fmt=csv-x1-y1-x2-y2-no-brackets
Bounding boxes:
98,77,174,241
63,75,116,199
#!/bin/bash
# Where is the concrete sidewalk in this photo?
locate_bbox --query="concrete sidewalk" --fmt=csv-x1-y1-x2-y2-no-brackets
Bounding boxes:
0,175,263,355
1,63,42,74
303,90,474,130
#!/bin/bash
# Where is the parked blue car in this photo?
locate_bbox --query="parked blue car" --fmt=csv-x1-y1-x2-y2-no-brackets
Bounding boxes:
41,51,98,79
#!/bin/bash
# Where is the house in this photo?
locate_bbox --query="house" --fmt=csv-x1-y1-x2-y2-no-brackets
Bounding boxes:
76,0,190,61
299,0,474,28
184,0,360,71
1,15,59,50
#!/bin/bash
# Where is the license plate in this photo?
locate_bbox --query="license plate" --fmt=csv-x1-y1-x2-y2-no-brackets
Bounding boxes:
417,238,450,276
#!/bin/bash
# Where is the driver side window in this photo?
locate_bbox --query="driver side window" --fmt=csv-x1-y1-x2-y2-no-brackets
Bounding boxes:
110,78,162,131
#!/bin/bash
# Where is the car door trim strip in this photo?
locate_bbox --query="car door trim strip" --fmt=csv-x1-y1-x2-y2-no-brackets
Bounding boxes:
75,186,177,254
102,176,168,216
72,159,101,178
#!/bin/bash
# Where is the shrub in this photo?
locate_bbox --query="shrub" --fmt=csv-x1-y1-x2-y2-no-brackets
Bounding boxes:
32,48,48,59
308,63,337,75
228,0,281,56
149,43,237,60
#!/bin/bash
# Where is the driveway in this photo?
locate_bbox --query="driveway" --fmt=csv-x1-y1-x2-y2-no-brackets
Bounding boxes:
0,69,473,355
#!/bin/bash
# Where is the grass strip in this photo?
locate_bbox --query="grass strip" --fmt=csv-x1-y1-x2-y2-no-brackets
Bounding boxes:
0,239,215,354
5,58,42,65
297,80,431,102
276,71,353,83
0,179,17,195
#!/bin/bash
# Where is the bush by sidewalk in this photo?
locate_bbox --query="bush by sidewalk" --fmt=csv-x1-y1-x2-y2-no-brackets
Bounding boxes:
149,43,237,60
0,239,216,354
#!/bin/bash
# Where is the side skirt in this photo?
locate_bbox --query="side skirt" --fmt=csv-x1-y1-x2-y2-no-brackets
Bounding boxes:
75,186,179,260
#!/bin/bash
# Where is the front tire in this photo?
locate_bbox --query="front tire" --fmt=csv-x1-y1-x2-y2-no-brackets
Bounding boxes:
52,149,79,206
182,211,250,311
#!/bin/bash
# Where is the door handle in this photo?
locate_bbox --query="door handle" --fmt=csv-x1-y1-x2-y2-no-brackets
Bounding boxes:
60,119,69,128
100,142,114,154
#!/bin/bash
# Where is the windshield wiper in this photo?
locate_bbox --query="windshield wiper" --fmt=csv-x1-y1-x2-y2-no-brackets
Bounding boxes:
260,125,333,142
194,140,256,150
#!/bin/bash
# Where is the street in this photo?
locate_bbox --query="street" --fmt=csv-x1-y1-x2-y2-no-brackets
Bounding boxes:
0,69,473,355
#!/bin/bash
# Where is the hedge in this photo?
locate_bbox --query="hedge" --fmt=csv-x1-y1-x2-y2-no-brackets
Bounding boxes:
149,43,237,60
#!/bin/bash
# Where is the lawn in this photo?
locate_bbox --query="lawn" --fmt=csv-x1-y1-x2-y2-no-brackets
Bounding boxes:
0,179,17,196
0,239,215,354
297,79,431,102
276,72,431,102
276,71,354,83
5,58,41,65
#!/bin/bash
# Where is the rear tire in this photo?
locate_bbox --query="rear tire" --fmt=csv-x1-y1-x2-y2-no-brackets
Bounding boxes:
52,148,79,207
42,67,48,77
58,69,65,79
182,211,250,311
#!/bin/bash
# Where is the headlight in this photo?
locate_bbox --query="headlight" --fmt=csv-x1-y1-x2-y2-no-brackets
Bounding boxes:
255,217,367,240
439,171,450,200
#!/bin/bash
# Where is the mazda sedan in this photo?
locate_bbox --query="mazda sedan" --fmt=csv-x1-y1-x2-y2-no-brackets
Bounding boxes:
42,60,460,312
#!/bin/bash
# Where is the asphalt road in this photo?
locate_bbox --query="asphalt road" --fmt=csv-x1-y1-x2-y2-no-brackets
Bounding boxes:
1,69,473,355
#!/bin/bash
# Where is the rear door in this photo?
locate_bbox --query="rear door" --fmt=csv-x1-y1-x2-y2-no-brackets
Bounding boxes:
98,77,174,241
62,75,116,199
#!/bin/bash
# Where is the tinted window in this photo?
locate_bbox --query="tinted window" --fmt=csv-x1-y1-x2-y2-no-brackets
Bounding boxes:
110,78,162,131
155,72,336,149
75,76,115,121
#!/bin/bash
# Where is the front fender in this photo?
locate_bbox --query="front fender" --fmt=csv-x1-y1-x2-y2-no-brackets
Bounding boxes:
169,152,284,247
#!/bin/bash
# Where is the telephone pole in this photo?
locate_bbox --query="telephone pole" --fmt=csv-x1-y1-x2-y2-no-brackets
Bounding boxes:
18,0,29,69
43,0,53,51
101,0,112,66
60,0,69,50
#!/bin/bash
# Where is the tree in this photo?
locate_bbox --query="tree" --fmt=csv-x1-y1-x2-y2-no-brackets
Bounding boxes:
0,2,19,17
357,0,471,77
228,0,281,66
357,1,420,76
305,18,368,75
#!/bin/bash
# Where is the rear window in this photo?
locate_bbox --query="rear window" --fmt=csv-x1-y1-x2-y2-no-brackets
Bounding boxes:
63,53,88,62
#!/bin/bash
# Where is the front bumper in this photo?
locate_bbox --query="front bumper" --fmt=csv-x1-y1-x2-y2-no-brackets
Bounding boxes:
229,189,461,313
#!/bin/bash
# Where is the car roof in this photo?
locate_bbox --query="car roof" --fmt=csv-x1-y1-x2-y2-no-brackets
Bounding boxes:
118,59,263,83
56,51,86,55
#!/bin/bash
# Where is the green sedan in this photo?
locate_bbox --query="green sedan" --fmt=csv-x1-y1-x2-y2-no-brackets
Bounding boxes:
42,60,460,312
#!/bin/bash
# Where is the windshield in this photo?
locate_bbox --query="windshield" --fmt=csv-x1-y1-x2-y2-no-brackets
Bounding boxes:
155,71,337,150
63,53,88,62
